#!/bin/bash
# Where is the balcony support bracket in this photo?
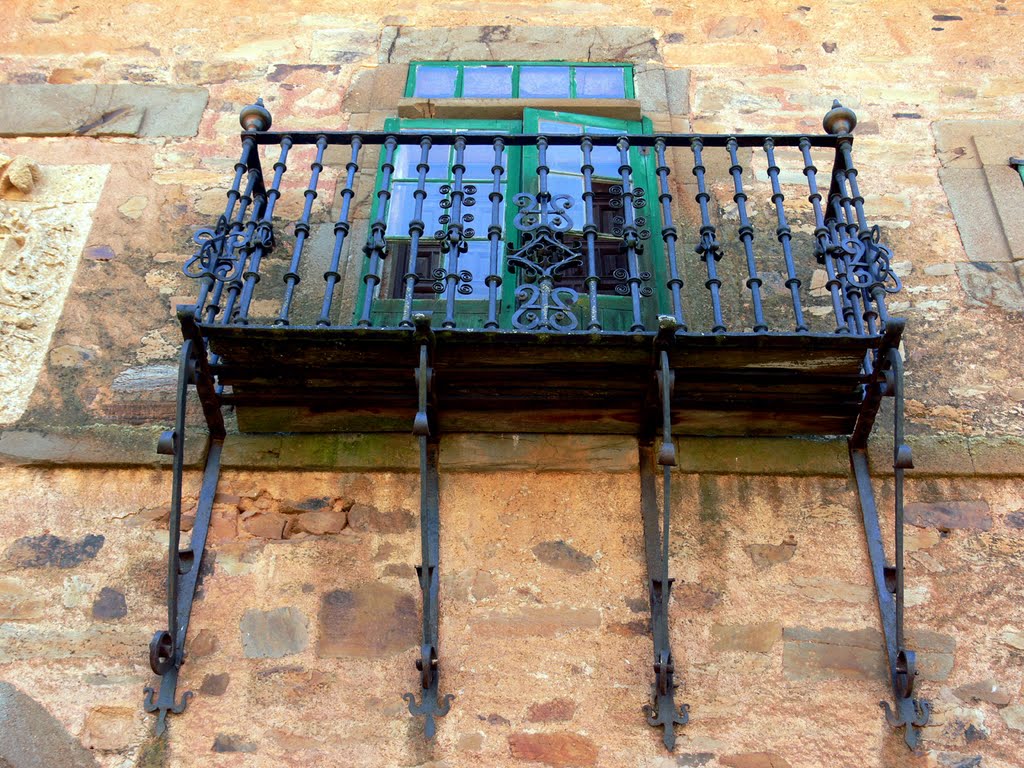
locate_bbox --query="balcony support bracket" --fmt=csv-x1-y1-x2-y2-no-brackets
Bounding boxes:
403,313,454,738
849,323,930,750
144,308,226,735
640,320,689,751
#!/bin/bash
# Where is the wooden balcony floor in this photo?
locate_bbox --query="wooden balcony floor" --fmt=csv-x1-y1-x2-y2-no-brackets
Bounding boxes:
204,325,879,436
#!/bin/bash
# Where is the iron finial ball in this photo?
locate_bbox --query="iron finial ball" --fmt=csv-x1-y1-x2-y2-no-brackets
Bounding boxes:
240,98,272,132
823,99,857,135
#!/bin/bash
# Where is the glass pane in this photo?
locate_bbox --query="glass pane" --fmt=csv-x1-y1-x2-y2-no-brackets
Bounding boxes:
462,66,513,98
582,124,622,177
538,119,582,173
519,66,571,98
462,141,502,180
546,174,585,230
395,130,452,179
413,65,457,98
575,67,626,98
456,240,491,299
387,182,446,236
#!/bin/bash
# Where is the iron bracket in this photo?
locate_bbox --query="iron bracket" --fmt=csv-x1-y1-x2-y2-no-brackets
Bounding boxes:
403,313,454,738
144,308,225,735
639,317,689,750
850,326,930,750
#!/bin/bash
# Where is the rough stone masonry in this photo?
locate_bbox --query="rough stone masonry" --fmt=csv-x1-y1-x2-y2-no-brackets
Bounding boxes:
0,2,1023,767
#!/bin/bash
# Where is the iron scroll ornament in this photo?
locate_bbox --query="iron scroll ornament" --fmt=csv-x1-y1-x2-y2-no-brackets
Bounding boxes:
182,216,274,284
506,192,583,332
829,225,902,295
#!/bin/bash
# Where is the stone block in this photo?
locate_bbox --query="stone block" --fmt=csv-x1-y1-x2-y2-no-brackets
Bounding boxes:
81,706,143,752
0,576,44,620
711,621,781,653
472,606,602,638
508,732,598,767
0,682,98,768
905,500,992,531
310,26,380,64
953,679,1013,707
239,606,309,659
527,698,577,722
720,754,792,768
343,64,409,113
6,533,104,568
317,584,417,658
346,503,414,533
532,540,595,573
744,537,796,568
1002,704,1024,732
91,586,127,620
0,84,208,137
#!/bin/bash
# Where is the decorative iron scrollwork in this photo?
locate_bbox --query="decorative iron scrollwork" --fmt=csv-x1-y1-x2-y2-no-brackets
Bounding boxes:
831,226,902,294
506,192,583,332
183,217,273,283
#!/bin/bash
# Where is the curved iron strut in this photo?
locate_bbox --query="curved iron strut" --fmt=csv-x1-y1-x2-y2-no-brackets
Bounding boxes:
403,314,454,737
640,326,689,750
850,319,930,750
144,310,225,735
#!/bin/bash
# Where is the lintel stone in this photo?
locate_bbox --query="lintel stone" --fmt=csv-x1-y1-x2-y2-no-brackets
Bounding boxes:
0,84,208,137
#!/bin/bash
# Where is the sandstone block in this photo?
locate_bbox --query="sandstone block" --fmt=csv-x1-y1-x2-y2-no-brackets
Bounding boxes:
0,682,98,768
6,533,104,568
744,537,796,568
527,698,577,722
200,673,230,696
239,606,309,659
508,732,598,767
720,754,792,768
291,509,346,536
212,734,257,753
954,679,1013,707
473,606,602,638
346,503,415,533
0,84,208,137
242,512,291,539
532,540,595,573
92,586,127,620
712,622,782,653
81,706,143,751
1001,704,1024,732
905,500,992,531
317,584,417,658
0,576,44,620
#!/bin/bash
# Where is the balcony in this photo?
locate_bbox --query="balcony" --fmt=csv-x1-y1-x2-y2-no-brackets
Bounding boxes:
181,99,904,439
146,100,926,750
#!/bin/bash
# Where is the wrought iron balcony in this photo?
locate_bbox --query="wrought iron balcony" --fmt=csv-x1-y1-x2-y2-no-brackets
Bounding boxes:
146,100,928,751
180,99,903,437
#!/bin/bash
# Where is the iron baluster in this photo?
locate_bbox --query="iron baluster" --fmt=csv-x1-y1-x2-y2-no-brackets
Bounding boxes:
192,137,255,320
617,136,647,331
400,137,433,328
218,160,267,326
641,326,689,750
318,137,361,327
276,136,327,325
484,137,506,330
403,314,454,737
203,160,260,326
145,310,225,736
690,138,726,333
580,136,602,331
849,321,929,749
800,137,849,335
235,136,290,324
654,138,687,331
726,138,767,333
441,136,469,329
764,138,808,332
358,135,398,327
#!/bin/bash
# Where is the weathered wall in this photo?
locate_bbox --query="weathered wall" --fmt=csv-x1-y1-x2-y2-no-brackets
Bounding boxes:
0,2,1023,767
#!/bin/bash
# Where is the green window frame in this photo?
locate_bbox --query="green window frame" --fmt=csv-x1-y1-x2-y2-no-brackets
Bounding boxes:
405,61,636,100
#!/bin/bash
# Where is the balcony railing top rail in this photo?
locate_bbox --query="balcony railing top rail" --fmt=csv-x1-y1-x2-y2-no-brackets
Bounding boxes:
184,99,901,346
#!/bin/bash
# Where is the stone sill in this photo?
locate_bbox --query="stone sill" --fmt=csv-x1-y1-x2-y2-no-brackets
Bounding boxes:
1,427,1023,478
396,98,643,121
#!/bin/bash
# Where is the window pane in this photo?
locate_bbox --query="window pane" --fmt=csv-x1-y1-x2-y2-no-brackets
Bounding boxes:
413,66,457,98
456,240,491,299
387,182,446,235
462,66,513,98
519,66,571,98
575,67,626,98
463,141,501,180
394,130,452,179
546,174,585,230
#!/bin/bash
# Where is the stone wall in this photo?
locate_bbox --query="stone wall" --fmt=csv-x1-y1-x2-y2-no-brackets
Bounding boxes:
0,2,1023,767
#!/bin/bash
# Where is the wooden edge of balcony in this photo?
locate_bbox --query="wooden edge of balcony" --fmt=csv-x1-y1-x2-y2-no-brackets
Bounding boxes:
202,323,879,437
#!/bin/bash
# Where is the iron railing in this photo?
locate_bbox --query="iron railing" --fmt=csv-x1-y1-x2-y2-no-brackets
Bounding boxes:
183,100,901,340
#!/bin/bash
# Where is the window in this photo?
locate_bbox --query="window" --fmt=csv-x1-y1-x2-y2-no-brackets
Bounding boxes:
360,63,662,331
406,62,635,100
